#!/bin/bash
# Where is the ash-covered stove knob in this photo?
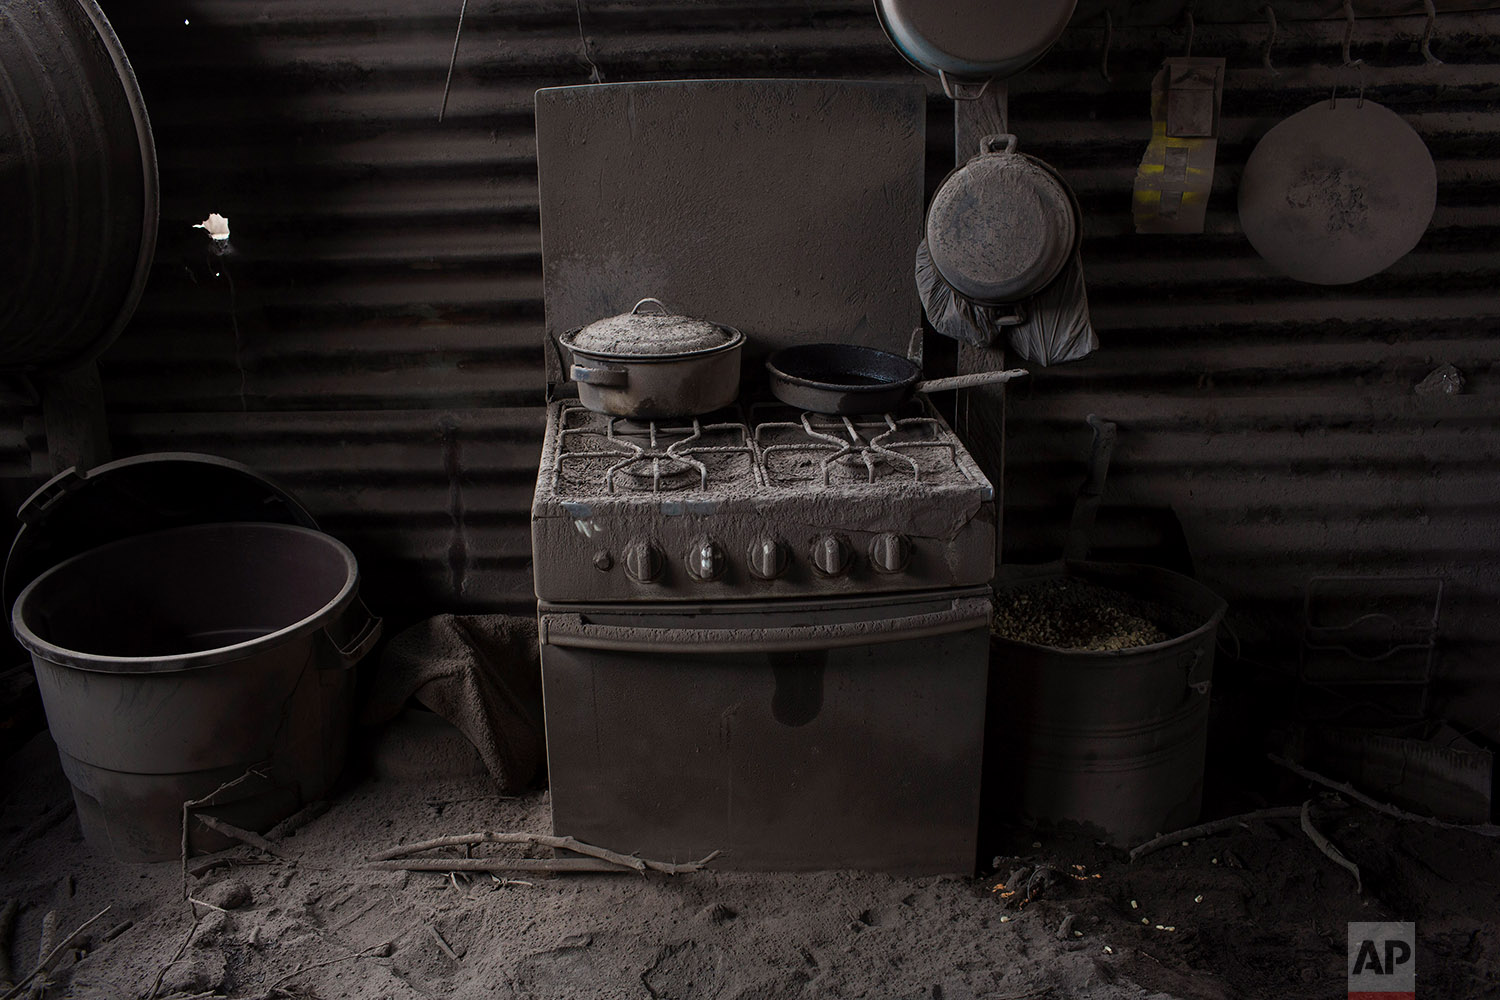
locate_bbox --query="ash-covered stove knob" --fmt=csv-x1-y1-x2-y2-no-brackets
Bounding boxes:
868,532,912,574
809,534,852,577
746,537,789,580
623,540,665,583
686,538,726,582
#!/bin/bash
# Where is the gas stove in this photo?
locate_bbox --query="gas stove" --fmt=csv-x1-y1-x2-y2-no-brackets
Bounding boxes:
531,78,994,873
531,397,996,603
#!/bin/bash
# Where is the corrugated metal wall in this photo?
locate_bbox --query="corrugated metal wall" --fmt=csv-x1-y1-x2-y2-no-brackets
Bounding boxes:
1003,11,1500,698
3,3,1495,688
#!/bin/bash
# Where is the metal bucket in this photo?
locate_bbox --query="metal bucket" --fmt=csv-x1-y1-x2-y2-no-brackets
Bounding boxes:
984,561,1227,847
11,523,380,861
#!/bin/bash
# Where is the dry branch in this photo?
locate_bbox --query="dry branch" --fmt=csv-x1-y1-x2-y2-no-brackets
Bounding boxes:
180,768,267,900
0,905,110,1000
1300,799,1362,893
368,855,718,875
427,924,461,962
1268,754,1500,837
147,916,199,1000
265,800,329,842
1129,807,1303,862
265,941,388,992
370,832,719,876
25,910,56,1000
195,815,283,857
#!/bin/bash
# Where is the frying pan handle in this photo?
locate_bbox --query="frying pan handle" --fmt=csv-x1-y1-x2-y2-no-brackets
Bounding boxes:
914,368,1029,393
571,362,629,387
631,297,670,315
939,70,992,102
980,133,1020,156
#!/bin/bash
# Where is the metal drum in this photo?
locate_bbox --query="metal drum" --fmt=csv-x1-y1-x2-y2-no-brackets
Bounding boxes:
984,561,1227,847
0,0,158,369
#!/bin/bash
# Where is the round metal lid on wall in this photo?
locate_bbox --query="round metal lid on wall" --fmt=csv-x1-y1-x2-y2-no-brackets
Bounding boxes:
4,453,319,616
0,0,159,371
1238,99,1437,285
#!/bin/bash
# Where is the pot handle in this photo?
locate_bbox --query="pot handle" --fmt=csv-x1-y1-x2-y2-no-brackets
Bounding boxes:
631,297,671,315
914,368,1029,393
939,70,992,102
571,362,629,387
980,133,1019,156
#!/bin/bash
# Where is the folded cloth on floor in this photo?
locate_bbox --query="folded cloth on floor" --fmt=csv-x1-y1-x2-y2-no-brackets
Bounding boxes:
361,614,545,792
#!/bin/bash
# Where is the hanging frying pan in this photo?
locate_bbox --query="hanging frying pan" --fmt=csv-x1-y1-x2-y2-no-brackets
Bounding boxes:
874,0,1078,99
1238,99,1436,285
766,343,1026,415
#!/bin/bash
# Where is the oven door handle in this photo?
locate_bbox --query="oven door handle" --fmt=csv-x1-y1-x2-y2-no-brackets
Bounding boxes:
540,596,991,654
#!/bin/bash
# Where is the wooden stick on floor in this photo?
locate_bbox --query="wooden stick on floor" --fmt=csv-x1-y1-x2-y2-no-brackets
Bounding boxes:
1129,807,1303,862
0,906,110,1000
370,832,719,875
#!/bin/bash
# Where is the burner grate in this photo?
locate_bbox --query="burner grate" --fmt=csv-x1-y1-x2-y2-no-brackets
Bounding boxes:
552,403,757,494
753,411,977,487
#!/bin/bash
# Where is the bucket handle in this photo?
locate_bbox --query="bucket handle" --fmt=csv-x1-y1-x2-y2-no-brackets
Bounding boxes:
326,599,382,669
1183,647,1212,695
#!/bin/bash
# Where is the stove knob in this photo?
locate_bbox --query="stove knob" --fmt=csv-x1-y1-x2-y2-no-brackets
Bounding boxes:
746,538,789,580
868,532,912,574
809,534,852,577
623,540,665,584
686,538,726,582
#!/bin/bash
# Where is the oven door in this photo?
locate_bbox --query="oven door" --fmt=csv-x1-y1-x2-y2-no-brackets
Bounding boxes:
538,588,991,874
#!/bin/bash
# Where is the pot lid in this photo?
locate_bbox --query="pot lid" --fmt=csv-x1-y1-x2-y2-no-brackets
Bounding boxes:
563,298,739,358
1238,99,1436,285
926,135,1078,305
4,452,318,615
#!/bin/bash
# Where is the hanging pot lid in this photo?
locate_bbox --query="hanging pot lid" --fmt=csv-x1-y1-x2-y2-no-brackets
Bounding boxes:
925,134,1080,306
1238,99,1436,285
4,452,318,615
560,298,742,360
875,0,1078,98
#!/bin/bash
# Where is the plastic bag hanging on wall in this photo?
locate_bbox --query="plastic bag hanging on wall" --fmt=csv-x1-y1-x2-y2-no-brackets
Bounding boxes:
1132,57,1225,234
915,240,1097,366
1005,252,1098,367
914,238,1015,349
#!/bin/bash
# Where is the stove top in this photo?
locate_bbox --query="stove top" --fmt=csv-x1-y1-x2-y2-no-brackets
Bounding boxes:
532,397,996,603
546,400,990,499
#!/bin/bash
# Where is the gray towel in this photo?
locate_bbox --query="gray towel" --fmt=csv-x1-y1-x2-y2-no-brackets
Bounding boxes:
362,614,545,792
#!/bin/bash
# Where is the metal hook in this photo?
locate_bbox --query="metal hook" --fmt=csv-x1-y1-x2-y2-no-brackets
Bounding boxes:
1182,8,1195,58
1262,6,1281,76
1330,63,1366,110
1100,9,1114,84
1421,0,1443,65
1341,0,1362,68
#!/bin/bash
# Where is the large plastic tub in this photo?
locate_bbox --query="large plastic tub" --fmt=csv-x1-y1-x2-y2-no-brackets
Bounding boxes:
12,521,379,861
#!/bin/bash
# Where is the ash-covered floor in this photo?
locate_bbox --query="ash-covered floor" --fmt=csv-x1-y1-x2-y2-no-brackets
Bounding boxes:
1,729,1497,1000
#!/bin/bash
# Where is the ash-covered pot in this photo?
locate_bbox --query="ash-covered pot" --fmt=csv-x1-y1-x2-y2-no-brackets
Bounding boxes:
925,134,1080,307
557,298,744,419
